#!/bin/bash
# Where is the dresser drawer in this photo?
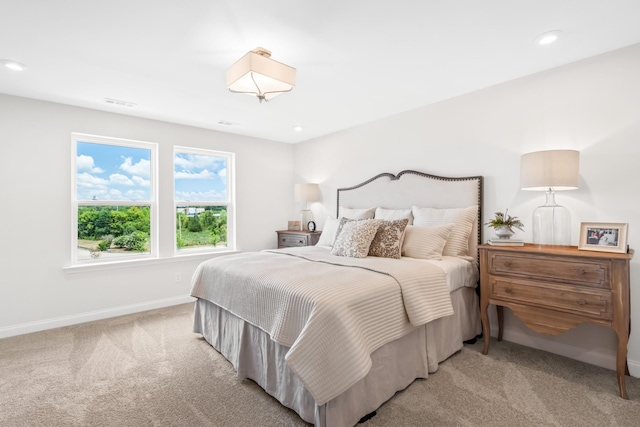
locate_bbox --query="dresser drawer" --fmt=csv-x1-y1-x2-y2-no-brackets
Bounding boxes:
279,234,309,247
490,277,612,320
488,252,610,289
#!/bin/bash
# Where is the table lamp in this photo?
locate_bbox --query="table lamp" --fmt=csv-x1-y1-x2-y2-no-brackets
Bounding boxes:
520,149,579,245
294,183,320,231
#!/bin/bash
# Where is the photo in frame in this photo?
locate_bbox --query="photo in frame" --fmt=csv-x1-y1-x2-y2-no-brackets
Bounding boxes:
578,222,628,253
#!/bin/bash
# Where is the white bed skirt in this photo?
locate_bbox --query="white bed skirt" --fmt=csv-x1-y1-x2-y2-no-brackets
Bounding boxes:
193,286,481,427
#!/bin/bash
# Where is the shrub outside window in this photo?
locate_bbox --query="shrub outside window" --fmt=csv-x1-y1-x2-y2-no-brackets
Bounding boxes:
174,146,234,253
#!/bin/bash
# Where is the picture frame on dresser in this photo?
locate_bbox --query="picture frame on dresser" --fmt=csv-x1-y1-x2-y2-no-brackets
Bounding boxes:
578,222,628,253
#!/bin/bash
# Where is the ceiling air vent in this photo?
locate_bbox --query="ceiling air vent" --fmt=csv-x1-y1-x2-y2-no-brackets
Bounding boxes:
104,98,136,107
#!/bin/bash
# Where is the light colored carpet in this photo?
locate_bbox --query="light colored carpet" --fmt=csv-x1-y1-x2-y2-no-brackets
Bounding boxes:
1,303,639,426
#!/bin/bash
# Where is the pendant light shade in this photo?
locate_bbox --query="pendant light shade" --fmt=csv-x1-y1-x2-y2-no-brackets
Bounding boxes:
226,47,296,103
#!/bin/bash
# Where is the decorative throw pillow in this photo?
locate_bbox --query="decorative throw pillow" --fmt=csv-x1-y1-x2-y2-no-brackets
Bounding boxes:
401,224,454,260
316,216,340,247
411,205,478,257
339,207,376,220
368,218,409,259
374,207,413,224
333,216,353,240
330,219,380,258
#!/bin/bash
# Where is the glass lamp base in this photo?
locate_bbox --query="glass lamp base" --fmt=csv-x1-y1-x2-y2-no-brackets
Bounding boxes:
301,209,313,231
532,191,571,245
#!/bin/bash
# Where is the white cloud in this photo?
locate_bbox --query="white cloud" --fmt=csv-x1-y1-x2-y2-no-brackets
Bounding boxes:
110,173,134,186
175,189,225,202
175,169,216,180
76,155,104,173
174,156,192,169
132,176,150,187
175,153,222,170
218,168,227,178
125,189,147,200
77,172,109,187
119,157,150,178
108,189,123,197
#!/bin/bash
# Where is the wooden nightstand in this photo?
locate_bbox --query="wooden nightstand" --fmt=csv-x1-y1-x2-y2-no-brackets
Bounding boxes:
479,243,633,398
276,230,321,248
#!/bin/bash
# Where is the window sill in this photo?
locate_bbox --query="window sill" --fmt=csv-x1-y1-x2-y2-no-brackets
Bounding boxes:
63,249,241,275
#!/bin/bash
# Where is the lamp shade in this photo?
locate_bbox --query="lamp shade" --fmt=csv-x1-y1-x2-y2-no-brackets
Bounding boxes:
226,48,296,103
520,149,579,191
294,183,320,203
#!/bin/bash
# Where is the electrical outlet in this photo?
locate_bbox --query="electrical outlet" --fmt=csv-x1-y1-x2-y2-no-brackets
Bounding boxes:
175,272,182,283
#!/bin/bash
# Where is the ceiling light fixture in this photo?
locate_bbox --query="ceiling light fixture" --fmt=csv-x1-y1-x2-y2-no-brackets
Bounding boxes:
534,30,561,46
1,59,28,71
293,126,303,132
226,47,296,103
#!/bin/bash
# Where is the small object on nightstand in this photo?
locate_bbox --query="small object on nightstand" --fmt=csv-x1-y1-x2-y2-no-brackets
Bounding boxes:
287,220,301,231
307,221,316,232
487,238,524,246
276,230,321,248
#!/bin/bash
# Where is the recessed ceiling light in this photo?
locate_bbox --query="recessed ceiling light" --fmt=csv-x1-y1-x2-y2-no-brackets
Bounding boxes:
1,59,28,71
293,126,303,132
534,30,561,46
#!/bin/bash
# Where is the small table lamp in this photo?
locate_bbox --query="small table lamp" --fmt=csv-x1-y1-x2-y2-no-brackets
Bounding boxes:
294,183,320,231
520,149,579,245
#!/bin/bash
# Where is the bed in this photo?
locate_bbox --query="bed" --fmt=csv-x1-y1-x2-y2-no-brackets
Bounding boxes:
191,170,483,426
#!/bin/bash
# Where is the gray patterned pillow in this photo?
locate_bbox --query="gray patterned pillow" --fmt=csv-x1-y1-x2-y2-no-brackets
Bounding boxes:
330,219,380,258
368,219,409,259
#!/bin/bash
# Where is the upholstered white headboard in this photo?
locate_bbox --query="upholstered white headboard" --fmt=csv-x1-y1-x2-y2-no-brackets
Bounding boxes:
337,170,483,261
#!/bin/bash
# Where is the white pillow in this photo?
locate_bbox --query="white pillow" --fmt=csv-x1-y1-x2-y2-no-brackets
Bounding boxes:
339,207,375,220
401,224,454,260
411,205,478,257
374,207,413,224
330,219,380,258
316,216,340,247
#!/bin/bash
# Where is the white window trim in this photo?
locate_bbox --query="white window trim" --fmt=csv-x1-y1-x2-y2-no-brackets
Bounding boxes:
70,132,159,266
173,146,236,255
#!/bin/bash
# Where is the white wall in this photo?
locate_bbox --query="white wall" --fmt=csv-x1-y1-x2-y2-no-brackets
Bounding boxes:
293,43,640,376
0,94,293,336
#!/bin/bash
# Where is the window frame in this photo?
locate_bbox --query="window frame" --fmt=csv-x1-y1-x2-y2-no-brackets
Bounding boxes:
173,145,235,255
71,133,159,265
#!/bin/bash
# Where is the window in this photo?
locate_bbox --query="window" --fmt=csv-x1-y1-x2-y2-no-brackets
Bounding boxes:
174,146,234,253
72,133,157,264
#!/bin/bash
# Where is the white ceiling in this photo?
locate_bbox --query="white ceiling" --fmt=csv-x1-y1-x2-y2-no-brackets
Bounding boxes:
2,0,640,144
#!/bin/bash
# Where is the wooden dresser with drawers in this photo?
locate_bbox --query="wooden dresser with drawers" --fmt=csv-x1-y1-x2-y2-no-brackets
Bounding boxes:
479,243,633,398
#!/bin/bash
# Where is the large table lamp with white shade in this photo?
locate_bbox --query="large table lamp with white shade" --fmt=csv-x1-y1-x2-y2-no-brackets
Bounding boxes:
294,183,320,231
520,149,580,246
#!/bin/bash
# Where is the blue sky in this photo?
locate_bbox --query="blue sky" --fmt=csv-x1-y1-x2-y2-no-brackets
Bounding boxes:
76,142,151,201
174,152,227,202
76,142,228,202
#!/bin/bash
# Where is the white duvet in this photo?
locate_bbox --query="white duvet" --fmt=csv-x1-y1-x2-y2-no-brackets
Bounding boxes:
190,246,454,405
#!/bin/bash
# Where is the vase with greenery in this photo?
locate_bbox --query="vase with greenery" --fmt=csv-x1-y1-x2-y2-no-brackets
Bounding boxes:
486,209,524,239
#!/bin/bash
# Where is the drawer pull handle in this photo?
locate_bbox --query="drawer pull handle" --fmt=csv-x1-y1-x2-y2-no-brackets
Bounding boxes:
578,299,586,305
505,287,513,294
299,240,304,244
503,261,512,267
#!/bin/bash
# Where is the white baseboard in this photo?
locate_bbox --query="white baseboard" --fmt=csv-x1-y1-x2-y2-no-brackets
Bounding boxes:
0,295,195,339
490,324,639,379
627,358,640,378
